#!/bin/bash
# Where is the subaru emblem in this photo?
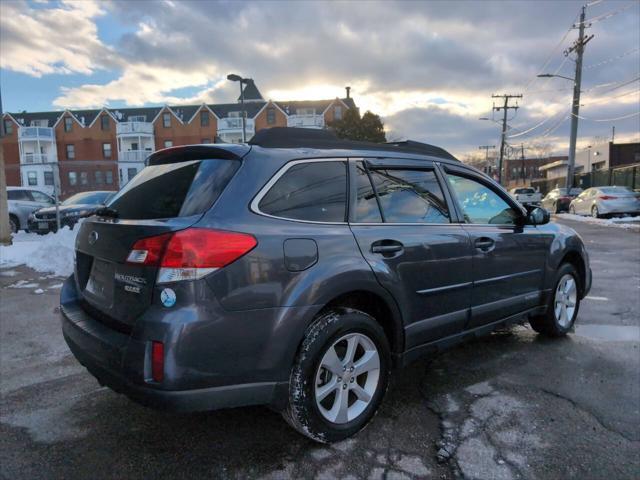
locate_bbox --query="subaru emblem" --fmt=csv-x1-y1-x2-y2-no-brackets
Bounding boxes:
88,231,99,245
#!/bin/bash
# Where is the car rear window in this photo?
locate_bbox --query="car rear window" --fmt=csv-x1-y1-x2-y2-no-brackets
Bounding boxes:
514,188,534,194
7,190,30,201
108,159,239,220
600,187,632,194
258,161,347,222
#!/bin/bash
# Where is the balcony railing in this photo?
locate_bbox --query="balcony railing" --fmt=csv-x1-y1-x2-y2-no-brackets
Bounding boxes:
116,122,154,135
218,117,255,132
18,127,55,140
118,150,151,162
22,153,55,164
287,115,325,128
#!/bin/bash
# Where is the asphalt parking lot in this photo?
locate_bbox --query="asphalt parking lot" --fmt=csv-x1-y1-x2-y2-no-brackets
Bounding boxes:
1,217,639,480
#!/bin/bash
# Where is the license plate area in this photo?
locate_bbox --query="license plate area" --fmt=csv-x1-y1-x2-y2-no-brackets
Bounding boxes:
38,222,48,229
85,259,115,307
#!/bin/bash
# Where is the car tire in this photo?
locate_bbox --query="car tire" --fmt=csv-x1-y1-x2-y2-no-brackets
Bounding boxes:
9,215,18,234
591,205,600,218
530,263,581,337
569,205,576,215
282,308,391,443
553,202,560,214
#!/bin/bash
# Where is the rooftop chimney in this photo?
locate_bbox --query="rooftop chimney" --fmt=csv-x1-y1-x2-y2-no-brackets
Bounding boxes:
345,86,351,99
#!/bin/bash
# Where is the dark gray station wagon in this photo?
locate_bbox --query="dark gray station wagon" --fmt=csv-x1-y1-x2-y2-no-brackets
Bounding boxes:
61,128,592,442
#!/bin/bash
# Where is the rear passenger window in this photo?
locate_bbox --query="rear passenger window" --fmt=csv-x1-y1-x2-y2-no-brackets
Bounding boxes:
259,161,347,222
7,190,30,201
355,163,450,223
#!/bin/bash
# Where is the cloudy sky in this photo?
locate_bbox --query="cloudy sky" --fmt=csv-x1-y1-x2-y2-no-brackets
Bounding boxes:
1,0,638,158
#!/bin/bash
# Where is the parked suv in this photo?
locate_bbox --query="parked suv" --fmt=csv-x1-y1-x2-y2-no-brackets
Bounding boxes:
61,128,592,443
7,186,55,233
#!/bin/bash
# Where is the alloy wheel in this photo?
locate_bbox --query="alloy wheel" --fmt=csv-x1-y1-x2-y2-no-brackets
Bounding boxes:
591,206,599,218
554,273,577,328
314,333,380,424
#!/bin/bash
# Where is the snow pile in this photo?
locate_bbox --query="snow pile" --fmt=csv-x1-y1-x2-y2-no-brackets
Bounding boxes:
0,224,81,277
557,213,640,230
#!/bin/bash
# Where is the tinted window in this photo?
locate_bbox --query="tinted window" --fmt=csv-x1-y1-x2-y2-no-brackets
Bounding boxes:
447,174,519,225
259,161,347,222
108,159,239,220
356,164,449,223
600,186,633,194
62,191,112,205
30,191,52,203
7,190,30,201
514,188,534,194
354,164,382,222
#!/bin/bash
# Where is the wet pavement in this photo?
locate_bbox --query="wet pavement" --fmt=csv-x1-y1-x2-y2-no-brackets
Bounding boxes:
1,217,638,479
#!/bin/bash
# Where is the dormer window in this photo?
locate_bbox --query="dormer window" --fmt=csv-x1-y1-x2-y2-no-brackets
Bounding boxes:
296,108,316,116
64,117,73,132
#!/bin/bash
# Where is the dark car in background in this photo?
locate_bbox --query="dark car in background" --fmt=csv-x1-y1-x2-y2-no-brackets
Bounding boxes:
29,190,115,233
60,129,591,443
541,187,583,213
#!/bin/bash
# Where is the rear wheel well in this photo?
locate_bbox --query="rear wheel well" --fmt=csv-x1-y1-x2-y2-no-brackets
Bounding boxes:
560,251,586,296
9,214,19,229
319,291,403,355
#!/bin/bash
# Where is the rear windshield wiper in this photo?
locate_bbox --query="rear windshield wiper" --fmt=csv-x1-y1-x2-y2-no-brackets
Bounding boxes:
95,206,119,218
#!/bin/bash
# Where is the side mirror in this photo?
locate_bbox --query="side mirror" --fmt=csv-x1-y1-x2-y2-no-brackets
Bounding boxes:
526,206,550,226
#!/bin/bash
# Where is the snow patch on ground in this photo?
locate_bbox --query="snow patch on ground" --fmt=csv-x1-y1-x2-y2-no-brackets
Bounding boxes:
7,280,40,289
556,213,640,230
0,224,80,277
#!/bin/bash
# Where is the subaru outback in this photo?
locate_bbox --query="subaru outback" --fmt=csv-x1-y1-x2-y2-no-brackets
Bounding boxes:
61,128,591,443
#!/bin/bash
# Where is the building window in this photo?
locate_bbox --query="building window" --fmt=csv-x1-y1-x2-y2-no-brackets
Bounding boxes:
80,172,88,185
267,108,276,125
119,169,123,184
66,144,75,159
3,120,13,135
334,106,343,120
201,138,211,144
27,171,38,186
128,168,138,180
101,115,110,130
44,171,54,186
164,140,173,148
163,113,171,128
296,108,315,116
105,171,113,185
200,111,209,127
64,117,73,132
68,172,77,186
102,143,112,159
95,171,104,185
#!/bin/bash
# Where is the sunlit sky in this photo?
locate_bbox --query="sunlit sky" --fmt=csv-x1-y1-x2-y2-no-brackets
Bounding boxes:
1,0,638,158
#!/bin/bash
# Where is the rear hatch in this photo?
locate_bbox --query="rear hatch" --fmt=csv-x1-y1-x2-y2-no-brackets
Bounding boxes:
74,152,241,330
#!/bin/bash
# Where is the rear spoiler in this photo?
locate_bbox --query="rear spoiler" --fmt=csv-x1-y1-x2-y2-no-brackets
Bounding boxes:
146,144,251,166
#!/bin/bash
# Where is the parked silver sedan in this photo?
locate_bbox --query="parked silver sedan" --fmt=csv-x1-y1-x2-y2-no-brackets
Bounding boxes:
7,187,55,233
569,186,640,218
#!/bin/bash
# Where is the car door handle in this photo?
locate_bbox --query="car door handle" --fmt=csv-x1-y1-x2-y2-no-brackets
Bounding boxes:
474,237,495,252
371,240,404,255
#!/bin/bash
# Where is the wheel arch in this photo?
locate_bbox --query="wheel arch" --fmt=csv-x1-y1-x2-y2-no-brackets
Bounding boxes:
9,213,20,230
558,250,587,296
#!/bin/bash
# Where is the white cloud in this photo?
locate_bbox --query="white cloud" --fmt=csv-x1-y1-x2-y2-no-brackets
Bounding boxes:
0,0,117,77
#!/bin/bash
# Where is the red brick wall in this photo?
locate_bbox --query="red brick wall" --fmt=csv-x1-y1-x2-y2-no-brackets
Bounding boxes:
153,108,218,148
323,99,348,125
255,102,287,132
1,116,21,186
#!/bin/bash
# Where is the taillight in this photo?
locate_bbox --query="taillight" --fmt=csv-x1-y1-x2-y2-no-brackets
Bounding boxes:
126,228,257,283
559,196,570,201
151,341,164,382
599,195,618,200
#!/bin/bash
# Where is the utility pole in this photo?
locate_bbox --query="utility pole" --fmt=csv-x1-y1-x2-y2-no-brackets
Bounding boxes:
520,144,526,185
0,86,11,245
565,5,593,190
478,145,496,176
492,94,522,185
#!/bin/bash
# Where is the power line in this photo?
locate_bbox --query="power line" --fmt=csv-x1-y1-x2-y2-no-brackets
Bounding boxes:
582,2,637,24
584,47,639,70
570,111,640,122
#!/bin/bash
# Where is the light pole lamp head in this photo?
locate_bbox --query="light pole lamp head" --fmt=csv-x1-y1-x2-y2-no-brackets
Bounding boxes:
227,74,242,82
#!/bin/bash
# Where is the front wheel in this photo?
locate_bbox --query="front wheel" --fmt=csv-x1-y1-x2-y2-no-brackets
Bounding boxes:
282,309,390,443
9,216,18,234
530,263,581,337
569,205,576,215
591,205,600,218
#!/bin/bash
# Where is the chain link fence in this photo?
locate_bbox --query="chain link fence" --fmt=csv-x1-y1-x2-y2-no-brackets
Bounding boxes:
532,164,640,195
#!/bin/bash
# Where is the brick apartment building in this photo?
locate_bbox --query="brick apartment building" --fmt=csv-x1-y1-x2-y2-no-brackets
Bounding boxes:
503,155,567,188
1,82,356,199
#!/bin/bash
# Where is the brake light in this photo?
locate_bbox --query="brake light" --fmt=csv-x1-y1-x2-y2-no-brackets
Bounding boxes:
599,195,618,200
559,196,570,201
126,228,257,283
151,341,164,382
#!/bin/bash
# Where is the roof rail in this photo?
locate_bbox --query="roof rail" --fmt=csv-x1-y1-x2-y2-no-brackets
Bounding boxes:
248,127,457,160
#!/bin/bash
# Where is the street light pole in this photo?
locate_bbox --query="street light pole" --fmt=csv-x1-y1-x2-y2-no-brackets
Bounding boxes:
227,74,250,143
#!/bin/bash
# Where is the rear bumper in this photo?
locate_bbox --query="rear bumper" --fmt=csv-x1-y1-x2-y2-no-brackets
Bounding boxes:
60,275,295,412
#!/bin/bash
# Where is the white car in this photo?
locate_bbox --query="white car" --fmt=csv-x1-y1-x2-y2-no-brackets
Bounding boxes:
509,187,542,206
569,186,640,218
7,186,55,233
